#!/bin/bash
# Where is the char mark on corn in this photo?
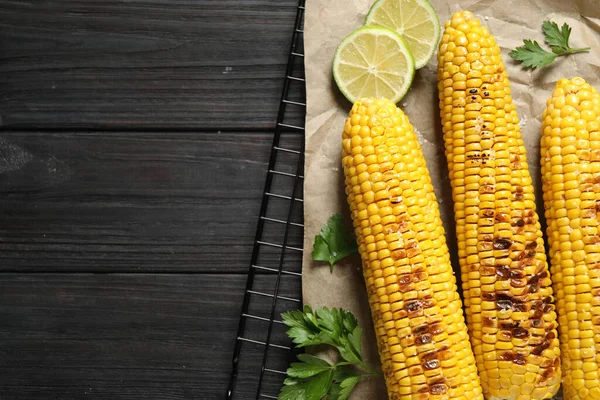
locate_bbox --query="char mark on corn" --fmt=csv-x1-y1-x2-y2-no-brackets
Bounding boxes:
437,10,561,400
342,97,483,399
541,77,600,400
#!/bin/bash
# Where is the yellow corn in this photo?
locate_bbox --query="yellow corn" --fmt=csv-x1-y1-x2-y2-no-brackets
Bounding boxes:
341,97,483,399
437,10,561,399
541,77,600,400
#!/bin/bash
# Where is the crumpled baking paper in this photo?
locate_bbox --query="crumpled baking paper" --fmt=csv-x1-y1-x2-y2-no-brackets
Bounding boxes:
302,0,600,397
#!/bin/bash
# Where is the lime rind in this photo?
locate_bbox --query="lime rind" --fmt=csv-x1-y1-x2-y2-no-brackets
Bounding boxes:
365,0,441,69
333,26,415,104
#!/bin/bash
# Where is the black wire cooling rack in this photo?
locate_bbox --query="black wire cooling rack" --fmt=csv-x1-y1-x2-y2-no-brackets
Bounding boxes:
226,1,306,399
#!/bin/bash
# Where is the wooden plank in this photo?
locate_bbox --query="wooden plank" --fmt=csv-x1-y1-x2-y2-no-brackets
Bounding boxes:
0,0,305,129
0,131,303,272
0,273,302,399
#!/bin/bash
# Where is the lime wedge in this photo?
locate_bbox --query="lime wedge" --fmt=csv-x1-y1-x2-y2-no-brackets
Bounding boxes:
332,26,415,104
365,0,441,69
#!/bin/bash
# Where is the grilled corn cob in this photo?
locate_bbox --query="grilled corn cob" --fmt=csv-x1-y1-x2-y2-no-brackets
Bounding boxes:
541,77,600,400
437,11,561,399
341,97,483,399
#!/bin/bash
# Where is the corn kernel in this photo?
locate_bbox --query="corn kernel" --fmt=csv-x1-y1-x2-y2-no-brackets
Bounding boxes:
343,96,482,399
439,11,560,400
540,77,600,399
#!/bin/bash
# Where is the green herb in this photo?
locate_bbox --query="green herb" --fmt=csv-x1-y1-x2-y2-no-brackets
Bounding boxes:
279,306,379,400
312,213,358,272
508,39,557,69
509,21,590,69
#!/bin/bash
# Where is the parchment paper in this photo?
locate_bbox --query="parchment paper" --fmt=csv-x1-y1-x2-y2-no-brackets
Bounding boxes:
302,0,600,397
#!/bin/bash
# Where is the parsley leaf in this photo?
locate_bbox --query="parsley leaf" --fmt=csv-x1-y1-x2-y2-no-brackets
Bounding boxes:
279,307,378,400
327,382,342,400
282,306,364,362
316,307,341,341
542,21,571,53
341,309,358,333
509,21,590,69
281,308,321,348
287,360,332,379
296,353,332,367
312,213,358,271
347,327,363,361
338,376,360,400
508,40,556,68
279,369,334,400
329,368,361,400
283,376,301,386
333,366,357,383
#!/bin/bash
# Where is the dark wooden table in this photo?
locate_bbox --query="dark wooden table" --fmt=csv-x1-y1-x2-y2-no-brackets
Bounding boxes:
0,1,304,398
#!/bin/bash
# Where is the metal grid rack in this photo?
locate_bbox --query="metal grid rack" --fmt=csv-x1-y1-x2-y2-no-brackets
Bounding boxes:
227,1,306,398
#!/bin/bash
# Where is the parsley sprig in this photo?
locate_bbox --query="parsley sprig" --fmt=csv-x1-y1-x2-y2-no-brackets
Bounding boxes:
312,213,358,272
509,21,590,69
279,306,379,400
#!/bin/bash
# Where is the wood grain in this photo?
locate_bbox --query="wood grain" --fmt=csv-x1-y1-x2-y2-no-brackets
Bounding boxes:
0,131,303,272
0,273,302,399
1,1,307,397
0,0,305,129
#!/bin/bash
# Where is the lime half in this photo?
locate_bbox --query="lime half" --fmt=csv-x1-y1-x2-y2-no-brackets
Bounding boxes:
333,26,415,104
365,0,441,69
